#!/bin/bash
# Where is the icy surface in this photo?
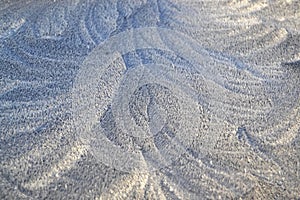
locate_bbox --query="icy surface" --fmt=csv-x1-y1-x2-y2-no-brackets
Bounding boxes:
0,0,299,199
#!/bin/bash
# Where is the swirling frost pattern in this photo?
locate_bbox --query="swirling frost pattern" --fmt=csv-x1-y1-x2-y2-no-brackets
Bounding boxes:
0,0,299,199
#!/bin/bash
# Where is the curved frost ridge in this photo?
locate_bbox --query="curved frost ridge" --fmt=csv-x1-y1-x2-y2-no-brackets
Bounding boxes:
0,16,25,39
71,27,225,172
71,26,299,174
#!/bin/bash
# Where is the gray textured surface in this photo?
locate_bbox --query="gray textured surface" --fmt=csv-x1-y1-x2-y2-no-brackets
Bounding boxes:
0,0,299,199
